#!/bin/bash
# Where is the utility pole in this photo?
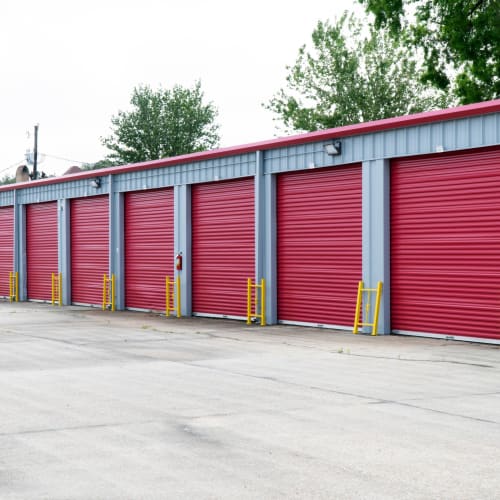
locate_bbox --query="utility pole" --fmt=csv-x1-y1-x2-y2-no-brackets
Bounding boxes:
32,124,39,180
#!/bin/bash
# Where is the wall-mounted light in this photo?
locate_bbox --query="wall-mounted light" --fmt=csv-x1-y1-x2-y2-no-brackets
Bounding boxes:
90,177,101,189
324,140,342,156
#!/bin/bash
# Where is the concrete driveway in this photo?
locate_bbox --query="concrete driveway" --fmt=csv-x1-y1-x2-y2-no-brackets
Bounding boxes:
1,302,499,499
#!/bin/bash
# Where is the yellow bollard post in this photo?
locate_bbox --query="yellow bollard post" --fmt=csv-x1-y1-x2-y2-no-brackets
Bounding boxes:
353,281,363,334
51,273,56,306
111,274,115,312
9,272,18,303
246,278,252,325
260,278,266,326
9,272,13,302
371,281,383,336
176,275,181,318
51,273,62,306
102,274,107,310
102,274,106,310
59,273,63,306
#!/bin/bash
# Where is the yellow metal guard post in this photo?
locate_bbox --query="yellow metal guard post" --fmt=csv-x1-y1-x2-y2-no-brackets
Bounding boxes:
165,276,181,318
51,272,62,306
246,278,266,326
102,274,115,311
9,272,18,303
353,281,383,335
246,278,252,324
176,275,181,318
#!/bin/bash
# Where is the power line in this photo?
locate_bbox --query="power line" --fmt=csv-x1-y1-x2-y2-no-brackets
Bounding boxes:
1,152,92,178
0,160,25,176
41,153,88,164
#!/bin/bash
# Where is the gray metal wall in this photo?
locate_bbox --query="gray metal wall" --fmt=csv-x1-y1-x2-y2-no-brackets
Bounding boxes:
2,109,500,333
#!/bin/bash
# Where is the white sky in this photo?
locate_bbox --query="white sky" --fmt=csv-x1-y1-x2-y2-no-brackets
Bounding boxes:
0,0,363,177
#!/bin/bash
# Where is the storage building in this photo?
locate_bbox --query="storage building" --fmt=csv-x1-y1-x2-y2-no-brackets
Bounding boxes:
1,99,499,343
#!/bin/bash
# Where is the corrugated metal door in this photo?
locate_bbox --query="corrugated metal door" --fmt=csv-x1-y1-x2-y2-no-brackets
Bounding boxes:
125,188,174,311
71,196,109,305
391,147,500,340
26,202,58,301
277,165,362,327
192,178,254,317
0,206,14,298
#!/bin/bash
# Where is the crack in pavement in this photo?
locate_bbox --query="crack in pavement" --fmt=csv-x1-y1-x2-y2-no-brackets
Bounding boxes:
180,361,500,427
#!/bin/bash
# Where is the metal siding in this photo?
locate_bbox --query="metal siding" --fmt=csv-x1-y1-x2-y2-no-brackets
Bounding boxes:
0,206,14,297
277,165,362,327
16,180,109,205
192,178,254,317
71,196,109,305
391,146,500,340
1,112,497,203
0,191,14,207
26,202,58,300
113,153,256,192
124,188,174,311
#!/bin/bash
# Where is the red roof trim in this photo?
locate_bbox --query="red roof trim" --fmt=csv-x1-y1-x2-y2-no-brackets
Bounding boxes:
3,99,500,192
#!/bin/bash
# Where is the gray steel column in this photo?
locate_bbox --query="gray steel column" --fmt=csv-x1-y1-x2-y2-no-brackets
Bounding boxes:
13,192,27,301
255,151,265,281
109,175,125,310
58,199,71,305
174,184,192,316
362,159,390,334
255,150,277,324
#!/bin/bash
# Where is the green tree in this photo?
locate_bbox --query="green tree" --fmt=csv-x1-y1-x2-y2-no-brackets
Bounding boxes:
81,159,115,171
102,81,220,164
0,173,15,185
359,0,500,103
266,13,453,133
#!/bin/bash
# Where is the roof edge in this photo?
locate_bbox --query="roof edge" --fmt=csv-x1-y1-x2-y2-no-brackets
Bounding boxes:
3,99,500,192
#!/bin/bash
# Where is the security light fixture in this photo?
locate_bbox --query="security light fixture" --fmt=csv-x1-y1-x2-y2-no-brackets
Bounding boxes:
91,177,101,188
324,140,342,156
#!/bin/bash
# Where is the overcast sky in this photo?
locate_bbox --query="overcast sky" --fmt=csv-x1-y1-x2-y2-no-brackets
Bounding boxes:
0,0,364,178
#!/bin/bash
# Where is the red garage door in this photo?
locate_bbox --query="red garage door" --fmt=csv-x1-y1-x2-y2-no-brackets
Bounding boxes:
192,178,254,317
277,165,362,327
71,196,109,305
0,206,14,298
391,147,500,341
125,188,174,311
26,202,58,301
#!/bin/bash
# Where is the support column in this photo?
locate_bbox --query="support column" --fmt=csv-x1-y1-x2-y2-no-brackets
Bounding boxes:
174,184,192,316
13,192,26,301
362,159,390,334
58,199,71,305
255,151,277,324
109,176,125,310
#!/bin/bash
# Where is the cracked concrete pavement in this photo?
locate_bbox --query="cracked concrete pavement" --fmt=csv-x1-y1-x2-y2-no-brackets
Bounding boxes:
1,302,499,499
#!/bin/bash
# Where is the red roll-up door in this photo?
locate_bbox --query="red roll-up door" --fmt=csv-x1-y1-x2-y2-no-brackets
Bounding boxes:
192,178,254,317
71,196,109,305
277,165,362,327
0,206,14,298
125,188,174,311
391,146,500,341
26,202,58,301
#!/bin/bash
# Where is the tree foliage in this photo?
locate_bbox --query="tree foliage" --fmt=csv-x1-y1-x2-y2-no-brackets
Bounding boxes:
266,13,453,132
0,174,15,185
82,159,115,171
102,81,220,164
359,0,500,103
